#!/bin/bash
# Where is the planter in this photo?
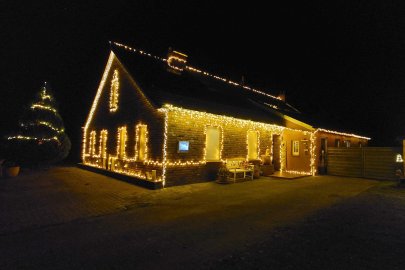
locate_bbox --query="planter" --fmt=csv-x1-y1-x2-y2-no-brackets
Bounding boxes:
318,166,327,175
261,164,274,176
6,166,20,177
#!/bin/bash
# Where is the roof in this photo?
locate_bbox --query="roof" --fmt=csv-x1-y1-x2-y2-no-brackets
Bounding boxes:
110,42,315,129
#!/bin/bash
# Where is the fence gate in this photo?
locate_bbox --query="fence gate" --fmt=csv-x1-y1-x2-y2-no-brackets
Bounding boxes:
327,147,402,180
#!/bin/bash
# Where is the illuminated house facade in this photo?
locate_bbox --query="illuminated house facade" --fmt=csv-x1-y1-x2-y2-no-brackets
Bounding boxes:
82,42,370,188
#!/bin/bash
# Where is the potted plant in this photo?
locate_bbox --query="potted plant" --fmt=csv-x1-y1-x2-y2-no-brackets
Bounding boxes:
216,164,230,184
5,161,20,177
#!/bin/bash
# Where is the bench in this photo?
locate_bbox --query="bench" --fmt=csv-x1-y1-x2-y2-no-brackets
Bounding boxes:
226,158,254,182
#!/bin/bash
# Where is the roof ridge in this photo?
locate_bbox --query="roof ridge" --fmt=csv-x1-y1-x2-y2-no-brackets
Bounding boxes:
112,41,282,102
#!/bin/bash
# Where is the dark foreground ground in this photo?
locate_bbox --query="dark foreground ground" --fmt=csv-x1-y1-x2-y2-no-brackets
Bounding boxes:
0,167,404,269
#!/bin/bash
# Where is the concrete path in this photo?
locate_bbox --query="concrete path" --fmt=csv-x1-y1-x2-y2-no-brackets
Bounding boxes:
0,167,378,269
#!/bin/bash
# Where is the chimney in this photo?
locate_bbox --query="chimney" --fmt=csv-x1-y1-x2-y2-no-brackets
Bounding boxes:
167,48,188,74
241,75,246,85
278,90,286,102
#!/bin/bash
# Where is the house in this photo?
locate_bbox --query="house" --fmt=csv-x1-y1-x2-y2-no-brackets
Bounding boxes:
82,41,370,188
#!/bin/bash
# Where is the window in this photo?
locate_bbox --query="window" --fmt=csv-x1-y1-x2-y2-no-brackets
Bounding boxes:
136,124,148,161
344,140,351,148
205,126,221,161
247,130,259,160
89,131,96,156
335,139,340,147
292,140,300,156
117,127,127,159
99,130,108,158
109,69,119,112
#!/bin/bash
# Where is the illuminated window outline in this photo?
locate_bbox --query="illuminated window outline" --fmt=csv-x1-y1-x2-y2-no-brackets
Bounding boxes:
135,124,148,161
117,126,127,159
99,130,108,158
89,130,96,156
247,130,260,160
109,69,119,112
204,125,222,161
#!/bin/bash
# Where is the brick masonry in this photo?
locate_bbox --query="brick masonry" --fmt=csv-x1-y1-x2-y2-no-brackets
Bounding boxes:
83,52,368,187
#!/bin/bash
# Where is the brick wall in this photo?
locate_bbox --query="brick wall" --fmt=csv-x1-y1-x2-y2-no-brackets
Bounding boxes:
282,129,312,172
84,55,165,180
163,108,310,185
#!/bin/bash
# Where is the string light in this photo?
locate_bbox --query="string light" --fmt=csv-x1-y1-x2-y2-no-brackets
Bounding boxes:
7,135,59,142
116,126,127,159
246,130,260,160
203,125,224,162
40,88,52,101
31,104,57,113
100,130,108,158
167,55,187,72
310,131,317,176
89,130,96,156
134,124,148,161
20,121,64,133
109,69,119,112
113,41,282,101
161,108,169,185
316,128,370,141
82,43,373,184
83,51,115,160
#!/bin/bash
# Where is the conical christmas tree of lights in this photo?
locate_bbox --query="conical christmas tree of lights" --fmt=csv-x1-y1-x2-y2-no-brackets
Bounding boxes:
7,82,71,165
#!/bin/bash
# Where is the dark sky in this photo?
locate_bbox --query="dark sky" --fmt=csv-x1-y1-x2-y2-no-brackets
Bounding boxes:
2,1,405,160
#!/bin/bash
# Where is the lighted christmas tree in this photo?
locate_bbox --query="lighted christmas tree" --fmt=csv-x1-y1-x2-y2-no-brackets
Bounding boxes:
6,82,71,166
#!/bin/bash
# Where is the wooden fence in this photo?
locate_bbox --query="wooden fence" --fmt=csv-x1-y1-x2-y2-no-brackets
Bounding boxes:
326,147,402,180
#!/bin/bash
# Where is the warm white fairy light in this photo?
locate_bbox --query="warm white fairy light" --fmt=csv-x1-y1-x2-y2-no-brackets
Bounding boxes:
164,104,285,133
40,88,52,101
270,133,274,163
99,130,108,158
21,121,64,133
31,104,57,113
316,128,370,141
280,133,285,172
116,126,127,159
203,125,224,162
283,170,311,175
246,130,260,161
7,135,59,142
167,55,187,72
310,131,317,175
38,121,64,133
83,51,115,161
161,108,169,185
135,124,149,161
109,69,119,112
83,43,375,183
89,131,96,156
113,41,282,101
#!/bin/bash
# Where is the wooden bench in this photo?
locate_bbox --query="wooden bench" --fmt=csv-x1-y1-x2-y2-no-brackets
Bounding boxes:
226,158,254,182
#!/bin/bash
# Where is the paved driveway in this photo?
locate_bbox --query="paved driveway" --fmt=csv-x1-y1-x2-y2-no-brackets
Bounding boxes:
0,167,378,269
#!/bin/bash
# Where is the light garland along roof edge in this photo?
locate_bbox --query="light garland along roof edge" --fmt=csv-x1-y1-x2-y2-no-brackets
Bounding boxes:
110,41,370,139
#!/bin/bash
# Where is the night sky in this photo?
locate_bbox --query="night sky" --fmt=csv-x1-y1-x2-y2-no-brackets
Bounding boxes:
2,1,405,160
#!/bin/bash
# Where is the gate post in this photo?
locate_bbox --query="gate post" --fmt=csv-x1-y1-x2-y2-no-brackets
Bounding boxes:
361,147,365,178
402,140,405,174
